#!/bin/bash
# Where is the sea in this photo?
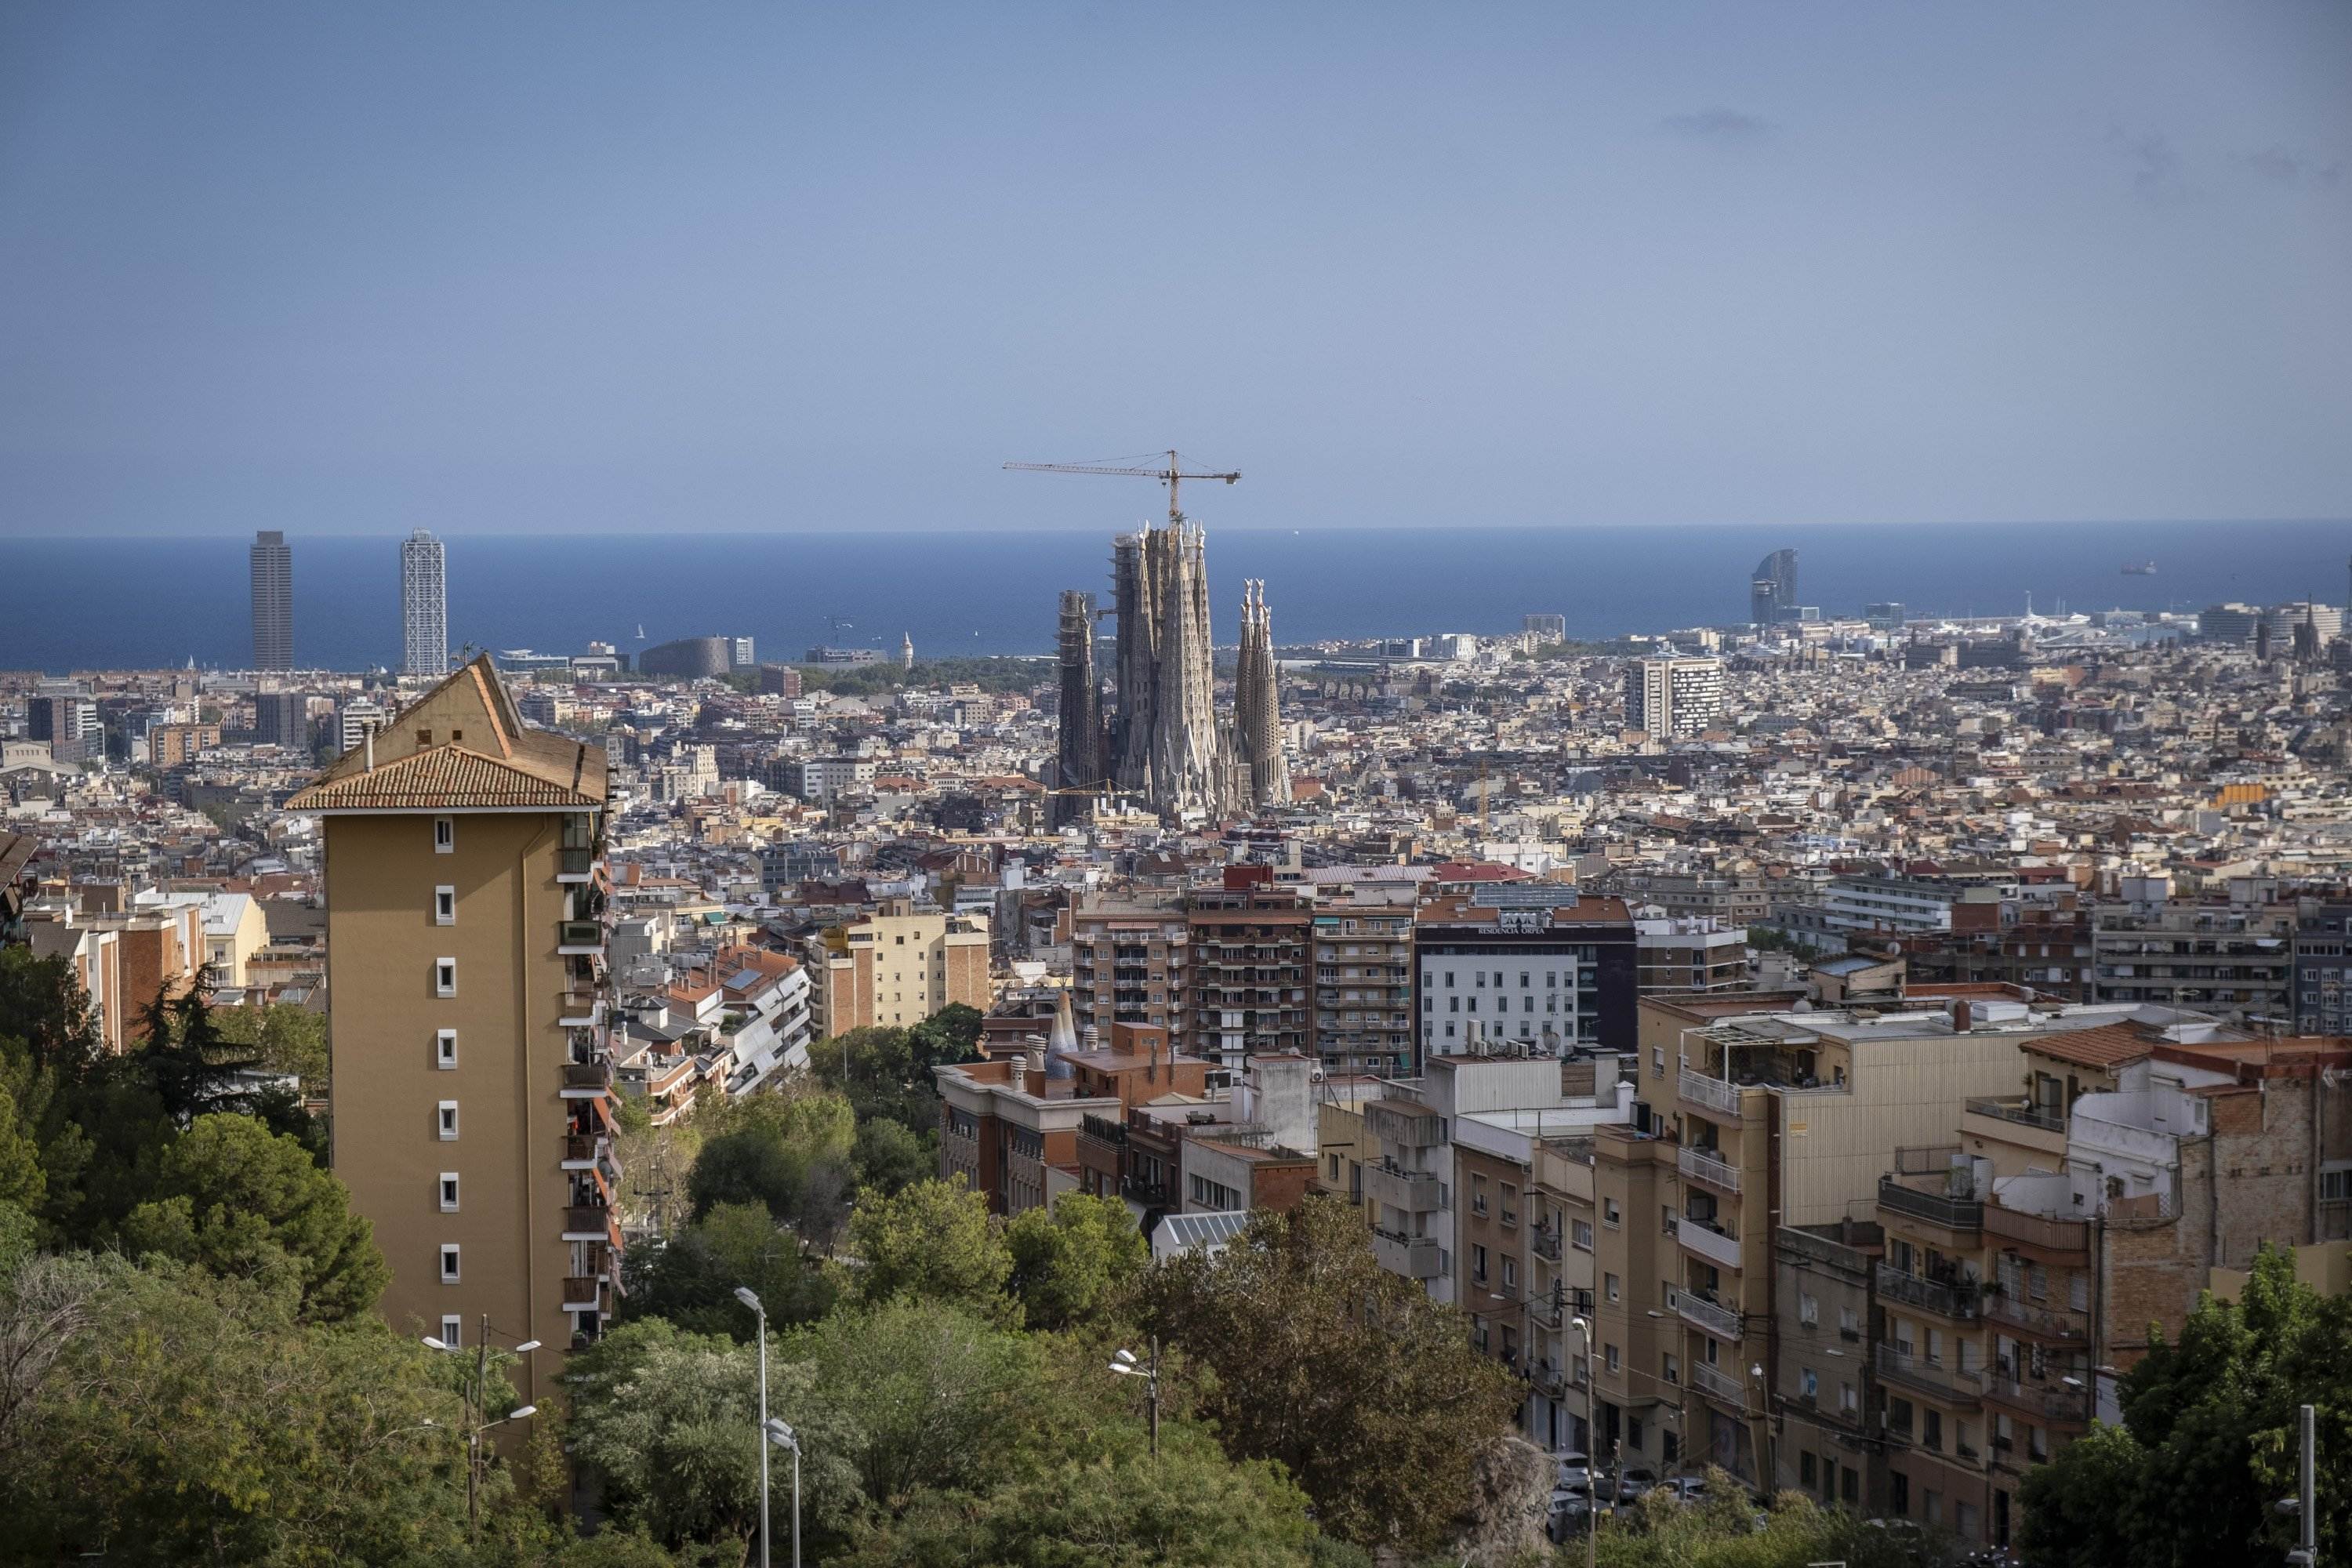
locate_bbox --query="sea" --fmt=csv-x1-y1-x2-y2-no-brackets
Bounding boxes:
2,519,2346,674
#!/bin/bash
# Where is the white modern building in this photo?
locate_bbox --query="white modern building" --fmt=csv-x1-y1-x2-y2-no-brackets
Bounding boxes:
401,530,448,677
1625,656,1725,738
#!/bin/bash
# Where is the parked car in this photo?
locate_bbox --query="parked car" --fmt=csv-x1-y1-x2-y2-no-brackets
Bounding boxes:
1597,1465,1659,1503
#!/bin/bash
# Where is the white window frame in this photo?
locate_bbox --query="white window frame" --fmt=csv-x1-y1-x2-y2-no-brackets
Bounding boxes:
434,815,454,853
439,1172,460,1213
439,1244,461,1283
436,957,456,996
440,1313,463,1346
434,885,456,925
437,1100,459,1141
436,1029,458,1069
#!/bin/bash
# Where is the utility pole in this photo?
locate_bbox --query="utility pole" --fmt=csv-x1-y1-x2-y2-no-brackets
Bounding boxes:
470,1312,490,1544
2288,1402,2317,1567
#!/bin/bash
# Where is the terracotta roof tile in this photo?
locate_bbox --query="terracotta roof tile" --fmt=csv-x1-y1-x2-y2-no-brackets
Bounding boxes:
287,744,601,811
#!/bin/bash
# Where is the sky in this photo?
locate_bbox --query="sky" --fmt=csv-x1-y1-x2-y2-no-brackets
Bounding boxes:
1,2,2347,537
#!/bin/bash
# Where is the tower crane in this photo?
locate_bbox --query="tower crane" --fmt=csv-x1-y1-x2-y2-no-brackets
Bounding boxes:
1004,449,1240,525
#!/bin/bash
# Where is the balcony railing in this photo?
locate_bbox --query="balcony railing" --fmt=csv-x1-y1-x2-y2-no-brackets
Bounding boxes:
1365,1102,1446,1149
1679,1068,1743,1118
1677,1291,1741,1340
1689,1359,1748,1405
1675,1216,1744,1271
1371,1225,1442,1279
1678,1145,1742,1194
561,1275,604,1312
561,1060,614,1094
1965,1097,2065,1134
558,920,604,949
1533,1225,1563,1261
1122,1176,1171,1207
1985,1374,2091,1427
1984,1202,2091,1262
1877,1175,1984,1232
1365,1162,1443,1214
561,1204,612,1238
1875,1262,1980,1320
1875,1343,1984,1401
557,847,599,879
1985,1291,2089,1342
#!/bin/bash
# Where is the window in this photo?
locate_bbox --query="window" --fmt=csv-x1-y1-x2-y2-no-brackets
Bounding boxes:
1800,1452,1817,1488
437,1100,459,1140
1472,1244,1489,1283
1571,1218,1594,1250
1605,1343,1621,1373
439,1173,459,1212
1802,1367,1819,1399
1602,1197,1621,1229
1663,1352,1679,1385
434,816,454,853
1924,1409,1944,1450
1605,1272,1621,1303
436,1029,457,1069
435,958,456,996
1653,1045,1665,1073
1502,1258,1517,1290
441,1314,463,1346
1519,971,1530,989
434,885,456,924
1626,1416,1644,1452
1840,1381,1858,1414
439,1244,461,1283
1798,1290,1819,1327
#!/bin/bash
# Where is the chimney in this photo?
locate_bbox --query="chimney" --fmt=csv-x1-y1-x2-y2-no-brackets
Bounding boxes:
1952,996,1973,1032
363,728,375,773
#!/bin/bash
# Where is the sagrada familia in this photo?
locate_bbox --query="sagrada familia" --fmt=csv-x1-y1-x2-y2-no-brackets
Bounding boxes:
1054,519,1287,824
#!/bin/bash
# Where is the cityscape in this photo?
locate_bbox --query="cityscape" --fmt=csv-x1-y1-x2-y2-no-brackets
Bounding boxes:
4,5,2349,1568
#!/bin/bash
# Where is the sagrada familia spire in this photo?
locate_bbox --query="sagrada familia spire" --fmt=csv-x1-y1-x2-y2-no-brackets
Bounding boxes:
1054,522,1286,822
1234,579,1288,808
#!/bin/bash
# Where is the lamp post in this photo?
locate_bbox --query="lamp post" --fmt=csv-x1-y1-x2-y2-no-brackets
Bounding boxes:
764,1417,803,1568
422,1319,541,1544
1109,1338,1160,1459
1570,1314,1597,1568
1750,1364,1777,1498
735,1287,770,1568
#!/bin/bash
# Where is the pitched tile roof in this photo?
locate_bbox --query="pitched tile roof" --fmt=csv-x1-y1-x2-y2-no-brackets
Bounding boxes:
287,742,601,811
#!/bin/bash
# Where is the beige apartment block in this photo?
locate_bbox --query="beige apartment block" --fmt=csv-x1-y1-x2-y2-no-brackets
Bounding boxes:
808,898,989,1034
289,656,618,1413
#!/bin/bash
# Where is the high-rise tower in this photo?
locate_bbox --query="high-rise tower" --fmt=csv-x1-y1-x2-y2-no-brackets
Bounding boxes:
1748,547,1798,626
401,530,448,677
1234,579,1288,808
250,531,292,671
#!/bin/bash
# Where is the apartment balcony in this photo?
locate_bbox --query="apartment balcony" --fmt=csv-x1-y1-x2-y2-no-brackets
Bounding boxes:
1530,1359,1577,1399
1532,1224,1563,1261
557,920,604,954
557,848,603,883
1965,1096,2064,1134
560,1059,615,1098
1372,1225,1442,1279
561,1203,614,1242
1875,1262,1981,1321
1677,1145,1742,1195
1364,1162,1443,1214
1876,1175,1984,1234
562,1275,605,1312
561,1133,619,1175
1984,1202,2091,1266
1121,1176,1171,1207
1677,1290,1741,1341
1674,1215,1744,1271
1365,1100,1446,1149
1875,1343,1984,1403
1985,1374,2091,1428
1679,1068,1744,1119
1985,1291,2090,1345
1688,1358,1748,1406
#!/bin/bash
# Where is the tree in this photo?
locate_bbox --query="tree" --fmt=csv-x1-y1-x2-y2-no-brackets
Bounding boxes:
844,1177,1010,1311
622,1200,834,1338
0,947,103,1080
1004,1192,1147,1331
2,1257,471,1565
2018,1243,2352,1568
792,1298,1034,1508
685,1090,856,1240
118,1112,387,1322
909,1004,983,1069
133,982,262,1122
568,1318,863,1552
0,1084,45,1212
1139,1196,1521,1554
851,1118,930,1196
210,1002,330,1094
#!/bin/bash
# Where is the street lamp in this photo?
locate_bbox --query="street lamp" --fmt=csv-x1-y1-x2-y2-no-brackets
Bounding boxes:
764,1418,802,1568
735,1286,771,1568
1108,1339,1161,1460
1570,1315,1597,1568
1750,1364,1776,1497
423,1320,543,1544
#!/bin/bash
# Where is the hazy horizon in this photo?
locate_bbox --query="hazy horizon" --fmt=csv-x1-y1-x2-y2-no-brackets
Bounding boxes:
5,2,2347,539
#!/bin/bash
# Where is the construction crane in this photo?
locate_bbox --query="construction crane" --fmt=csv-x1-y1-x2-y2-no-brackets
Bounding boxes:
1004,449,1240,525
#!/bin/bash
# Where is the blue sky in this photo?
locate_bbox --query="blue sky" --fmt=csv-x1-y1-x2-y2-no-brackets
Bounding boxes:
2,2,2346,535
